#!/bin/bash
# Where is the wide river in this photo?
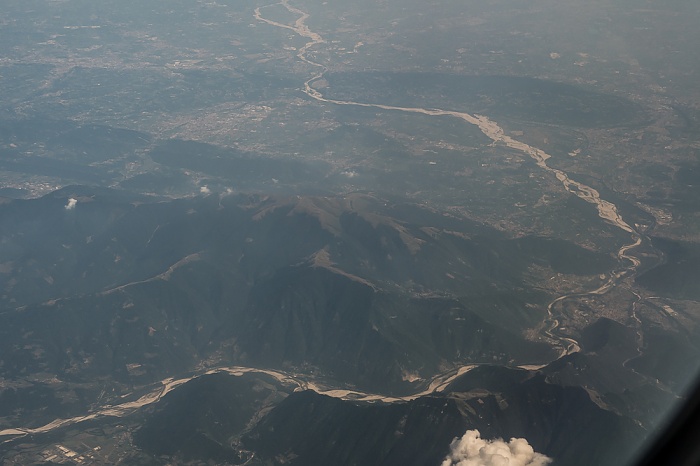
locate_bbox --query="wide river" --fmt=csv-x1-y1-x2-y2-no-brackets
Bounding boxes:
1,0,648,444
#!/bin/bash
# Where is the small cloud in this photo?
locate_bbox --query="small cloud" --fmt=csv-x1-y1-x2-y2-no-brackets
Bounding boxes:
342,170,358,178
200,186,211,194
441,430,552,466
549,52,561,59
65,198,77,210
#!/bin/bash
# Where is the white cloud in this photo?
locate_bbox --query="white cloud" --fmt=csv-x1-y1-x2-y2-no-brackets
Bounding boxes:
65,198,77,210
200,186,211,194
441,430,552,466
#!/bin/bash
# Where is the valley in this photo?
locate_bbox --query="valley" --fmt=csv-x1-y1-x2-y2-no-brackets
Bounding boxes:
1,0,699,464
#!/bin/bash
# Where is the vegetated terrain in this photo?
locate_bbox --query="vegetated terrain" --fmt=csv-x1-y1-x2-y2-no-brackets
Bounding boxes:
131,367,644,466
322,72,649,128
1,0,700,464
0,184,687,466
0,187,575,401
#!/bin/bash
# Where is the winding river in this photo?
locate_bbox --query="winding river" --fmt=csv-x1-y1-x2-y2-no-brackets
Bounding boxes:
0,0,651,444
255,1,645,358
0,364,478,443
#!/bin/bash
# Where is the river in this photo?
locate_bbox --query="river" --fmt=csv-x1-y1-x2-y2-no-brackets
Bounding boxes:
254,1,646,358
0,0,651,444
